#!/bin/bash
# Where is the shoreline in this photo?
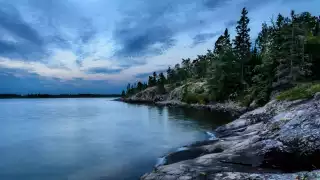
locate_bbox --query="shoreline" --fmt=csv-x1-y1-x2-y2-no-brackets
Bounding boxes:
120,96,320,180
117,98,249,119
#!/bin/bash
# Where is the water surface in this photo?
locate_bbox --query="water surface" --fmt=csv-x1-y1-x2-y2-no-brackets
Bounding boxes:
0,98,230,180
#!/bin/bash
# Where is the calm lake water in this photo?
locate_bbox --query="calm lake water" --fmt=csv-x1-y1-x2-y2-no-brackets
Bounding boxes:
0,98,231,180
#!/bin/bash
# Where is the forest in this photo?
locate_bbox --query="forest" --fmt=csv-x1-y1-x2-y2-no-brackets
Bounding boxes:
122,8,320,106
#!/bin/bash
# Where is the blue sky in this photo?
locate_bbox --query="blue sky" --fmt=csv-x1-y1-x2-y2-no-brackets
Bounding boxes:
0,0,319,94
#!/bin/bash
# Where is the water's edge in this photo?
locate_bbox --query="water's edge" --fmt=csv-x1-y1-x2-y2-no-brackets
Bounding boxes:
115,98,248,119
141,97,320,180
117,98,246,174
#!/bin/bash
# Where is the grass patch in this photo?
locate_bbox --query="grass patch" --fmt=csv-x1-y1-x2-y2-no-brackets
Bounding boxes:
277,83,320,101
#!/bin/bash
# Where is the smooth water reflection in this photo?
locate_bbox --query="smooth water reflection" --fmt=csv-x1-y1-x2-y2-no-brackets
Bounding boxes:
0,98,230,180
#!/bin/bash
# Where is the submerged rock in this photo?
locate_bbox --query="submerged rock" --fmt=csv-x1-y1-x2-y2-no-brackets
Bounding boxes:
141,96,320,180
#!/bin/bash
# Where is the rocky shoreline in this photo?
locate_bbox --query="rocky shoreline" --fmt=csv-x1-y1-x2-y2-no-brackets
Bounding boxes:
118,98,248,119
135,95,320,180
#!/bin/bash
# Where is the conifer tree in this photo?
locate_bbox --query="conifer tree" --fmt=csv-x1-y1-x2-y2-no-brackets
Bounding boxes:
157,73,166,94
121,90,126,97
137,81,143,91
233,8,251,89
153,72,158,84
166,67,174,84
208,28,237,100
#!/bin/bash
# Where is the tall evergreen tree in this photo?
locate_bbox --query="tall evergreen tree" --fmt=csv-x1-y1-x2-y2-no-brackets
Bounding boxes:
166,67,174,84
233,7,251,89
182,58,191,79
157,73,166,94
148,76,154,87
121,90,126,97
274,12,314,90
174,64,181,82
126,83,131,95
137,81,143,91
208,28,237,100
153,72,158,84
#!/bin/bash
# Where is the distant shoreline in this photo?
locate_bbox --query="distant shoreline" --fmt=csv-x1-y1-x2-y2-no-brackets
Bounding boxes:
0,94,121,99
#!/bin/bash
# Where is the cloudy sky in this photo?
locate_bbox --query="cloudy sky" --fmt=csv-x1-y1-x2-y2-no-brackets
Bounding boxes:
0,0,319,94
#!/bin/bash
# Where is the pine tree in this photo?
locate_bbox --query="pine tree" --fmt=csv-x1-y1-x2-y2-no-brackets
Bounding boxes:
193,55,208,79
153,72,158,84
182,58,191,79
214,29,231,55
137,81,143,91
121,90,126,97
208,28,237,101
166,67,174,84
148,76,154,87
248,21,276,105
174,63,181,82
126,83,131,95
157,73,166,94
274,11,314,90
233,7,251,90
307,16,320,80
143,83,148,89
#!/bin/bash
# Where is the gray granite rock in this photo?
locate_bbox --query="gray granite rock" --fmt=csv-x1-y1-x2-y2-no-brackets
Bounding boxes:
141,97,320,180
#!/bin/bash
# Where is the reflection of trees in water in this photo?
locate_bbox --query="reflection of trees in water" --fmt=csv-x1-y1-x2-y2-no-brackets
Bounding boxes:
146,105,168,127
167,107,233,128
155,106,165,116
128,103,233,129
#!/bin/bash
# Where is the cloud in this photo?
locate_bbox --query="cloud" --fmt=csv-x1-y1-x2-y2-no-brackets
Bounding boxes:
0,4,46,60
0,0,319,93
87,68,122,74
0,4,43,45
112,0,234,59
0,68,123,94
113,25,176,58
203,0,232,9
192,31,222,46
225,20,237,28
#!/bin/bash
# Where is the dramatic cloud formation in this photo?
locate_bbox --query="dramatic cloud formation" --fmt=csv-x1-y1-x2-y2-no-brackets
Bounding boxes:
0,0,319,93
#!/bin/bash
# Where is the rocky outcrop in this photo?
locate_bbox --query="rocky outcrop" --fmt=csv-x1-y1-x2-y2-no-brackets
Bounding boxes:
124,86,168,103
123,82,247,118
141,96,320,180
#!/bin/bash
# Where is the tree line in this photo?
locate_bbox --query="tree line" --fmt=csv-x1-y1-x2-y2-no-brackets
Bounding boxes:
0,94,121,99
123,8,320,106
122,72,167,97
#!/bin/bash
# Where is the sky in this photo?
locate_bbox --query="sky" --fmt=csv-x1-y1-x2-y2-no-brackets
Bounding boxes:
0,0,319,94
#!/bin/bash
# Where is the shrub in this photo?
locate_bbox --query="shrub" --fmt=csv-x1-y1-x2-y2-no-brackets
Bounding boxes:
183,93,199,104
182,93,209,104
195,87,205,94
182,85,210,104
277,83,320,101
241,94,253,107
